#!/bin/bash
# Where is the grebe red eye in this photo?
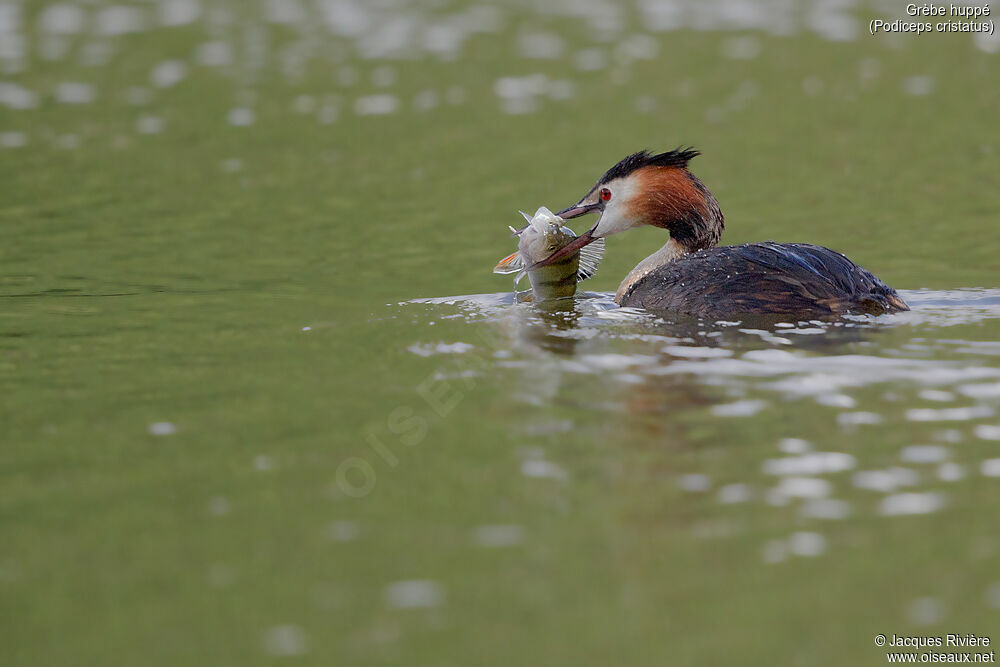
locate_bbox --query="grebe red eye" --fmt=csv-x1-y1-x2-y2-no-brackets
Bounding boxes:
600,187,612,202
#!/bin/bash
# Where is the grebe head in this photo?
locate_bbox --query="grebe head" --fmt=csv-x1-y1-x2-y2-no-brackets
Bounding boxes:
530,148,724,269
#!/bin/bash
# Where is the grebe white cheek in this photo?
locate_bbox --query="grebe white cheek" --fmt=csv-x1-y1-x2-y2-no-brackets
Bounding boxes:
588,176,645,239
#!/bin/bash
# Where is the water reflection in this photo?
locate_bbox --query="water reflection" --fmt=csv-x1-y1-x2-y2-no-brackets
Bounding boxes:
3,0,996,149
403,287,1000,551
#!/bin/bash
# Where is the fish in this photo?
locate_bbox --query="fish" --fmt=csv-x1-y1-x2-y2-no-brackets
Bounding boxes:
493,206,605,301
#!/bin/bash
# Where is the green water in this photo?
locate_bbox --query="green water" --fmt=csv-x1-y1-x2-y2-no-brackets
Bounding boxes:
3,2,1000,665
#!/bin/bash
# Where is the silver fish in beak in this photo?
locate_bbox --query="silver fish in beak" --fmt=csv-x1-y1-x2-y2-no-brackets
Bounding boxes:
493,207,605,301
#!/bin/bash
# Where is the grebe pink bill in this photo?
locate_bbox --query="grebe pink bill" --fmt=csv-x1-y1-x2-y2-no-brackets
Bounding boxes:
531,149,908,319
494,207,604,302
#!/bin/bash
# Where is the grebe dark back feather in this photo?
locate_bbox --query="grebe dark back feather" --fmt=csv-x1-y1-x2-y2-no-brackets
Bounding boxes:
618,242,908,317
539,148,908,318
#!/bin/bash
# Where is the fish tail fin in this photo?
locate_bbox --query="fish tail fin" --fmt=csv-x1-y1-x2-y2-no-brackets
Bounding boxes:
493,251,525,275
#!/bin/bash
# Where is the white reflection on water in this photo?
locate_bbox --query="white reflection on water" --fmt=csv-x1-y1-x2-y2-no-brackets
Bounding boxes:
918,389,955,402
960,383,1000,398
788,531,827,557
899,445,949,464
800,498,850,519
472,524,524,547
762,530,828,562
54,81,96,104
148,421,177,435
328,520,359,542
986,582,1000,609
384,579,444,609
0,130,26,147
907,596,946,625
853,468,919,493
95,5,145,37
161,0,202,28
976,425,1000,440
136,114,165,134
879,492,946,516
354,94,400,116
0,81,37,109
262,624,310,657
712,398,767,416
763,452,855,475
902,74,935,97
778,437,812,454
772,476,831,499
413,89,439,112
206,495,230,516
717,483,751,503
38,4,85,35
518,31,565,60
151,60,188,88
907,406,995,422
678,473,711,492
196,40,232,66
408,341,476,357
226,107,256,126
836,411,883,426
575,47,607,71
521,459,568,480
937,462,965,482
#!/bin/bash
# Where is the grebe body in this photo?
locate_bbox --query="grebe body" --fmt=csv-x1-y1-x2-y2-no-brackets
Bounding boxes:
618,241,907,317
530,149,908,318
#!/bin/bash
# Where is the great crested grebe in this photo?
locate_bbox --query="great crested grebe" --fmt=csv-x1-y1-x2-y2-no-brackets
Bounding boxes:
530,148,908,318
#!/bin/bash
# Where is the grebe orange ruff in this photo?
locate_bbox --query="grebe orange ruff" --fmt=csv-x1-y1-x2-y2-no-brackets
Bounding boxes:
531,149,908,318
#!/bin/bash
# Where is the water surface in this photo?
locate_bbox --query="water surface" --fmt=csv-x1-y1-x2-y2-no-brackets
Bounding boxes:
2,1,999,665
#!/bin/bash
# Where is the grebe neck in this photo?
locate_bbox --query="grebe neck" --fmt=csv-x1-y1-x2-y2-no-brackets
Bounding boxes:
614,171,725,304
615,237,688,303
